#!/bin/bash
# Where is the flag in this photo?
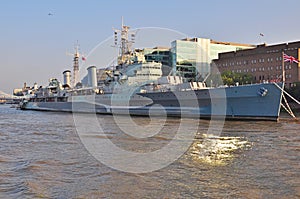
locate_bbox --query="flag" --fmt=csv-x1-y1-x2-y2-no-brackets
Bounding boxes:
82,56,86,61
283,53,299,63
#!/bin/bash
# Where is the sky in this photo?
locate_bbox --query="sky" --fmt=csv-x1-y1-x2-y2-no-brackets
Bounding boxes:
1,0,300,94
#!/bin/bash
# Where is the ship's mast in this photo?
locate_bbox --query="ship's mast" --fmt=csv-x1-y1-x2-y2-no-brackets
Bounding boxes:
73,42,80,87
113,18,136,67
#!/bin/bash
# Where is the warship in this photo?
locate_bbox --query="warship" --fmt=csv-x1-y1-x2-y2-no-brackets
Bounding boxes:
20,23,284,121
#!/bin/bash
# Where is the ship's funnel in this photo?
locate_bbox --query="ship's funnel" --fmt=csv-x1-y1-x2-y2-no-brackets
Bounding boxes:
63,70,71,87
87,66,97,88
33,82,38,90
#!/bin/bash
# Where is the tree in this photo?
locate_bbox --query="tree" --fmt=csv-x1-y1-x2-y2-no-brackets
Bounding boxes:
221,71,253,85
205,73,223,87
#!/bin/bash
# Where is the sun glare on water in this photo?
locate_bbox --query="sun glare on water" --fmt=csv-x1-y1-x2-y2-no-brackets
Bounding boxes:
190,134,252,166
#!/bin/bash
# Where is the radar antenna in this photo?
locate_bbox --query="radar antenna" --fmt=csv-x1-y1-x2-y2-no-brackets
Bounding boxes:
112,17,138,67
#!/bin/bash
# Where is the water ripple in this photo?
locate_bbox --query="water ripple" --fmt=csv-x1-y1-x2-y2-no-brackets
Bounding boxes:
0,105,299,198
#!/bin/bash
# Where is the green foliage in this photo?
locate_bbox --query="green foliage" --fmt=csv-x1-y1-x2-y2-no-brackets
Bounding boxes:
205,73,223,87
221,71,254,85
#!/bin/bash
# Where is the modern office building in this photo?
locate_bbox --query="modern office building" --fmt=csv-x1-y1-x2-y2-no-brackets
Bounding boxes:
213,41,300,88
143,47,171,66
143,47,172,76
171,38,255,81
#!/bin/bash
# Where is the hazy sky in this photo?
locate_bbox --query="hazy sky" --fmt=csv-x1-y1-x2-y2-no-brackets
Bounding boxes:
1,0,299,94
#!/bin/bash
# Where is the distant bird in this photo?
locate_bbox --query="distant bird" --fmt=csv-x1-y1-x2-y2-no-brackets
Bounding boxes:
48,13,54,16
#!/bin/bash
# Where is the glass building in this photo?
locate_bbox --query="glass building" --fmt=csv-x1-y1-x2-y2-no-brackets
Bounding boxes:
171,38,254,81
143,47,171,66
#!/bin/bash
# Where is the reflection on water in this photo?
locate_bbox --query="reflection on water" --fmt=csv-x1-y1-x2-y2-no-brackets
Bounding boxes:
0,105,299,198
190,134,252,166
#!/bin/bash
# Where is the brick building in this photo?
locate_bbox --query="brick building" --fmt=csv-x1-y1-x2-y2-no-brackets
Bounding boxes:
213,41,300,88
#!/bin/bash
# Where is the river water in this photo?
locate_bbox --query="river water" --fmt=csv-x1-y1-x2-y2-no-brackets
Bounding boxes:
0,104,299,198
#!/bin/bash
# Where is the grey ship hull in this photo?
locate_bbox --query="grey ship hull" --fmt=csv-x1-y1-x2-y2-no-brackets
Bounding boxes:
21,83,284,121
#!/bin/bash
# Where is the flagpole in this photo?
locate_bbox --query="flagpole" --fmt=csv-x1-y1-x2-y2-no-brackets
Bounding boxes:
282,51,285,83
